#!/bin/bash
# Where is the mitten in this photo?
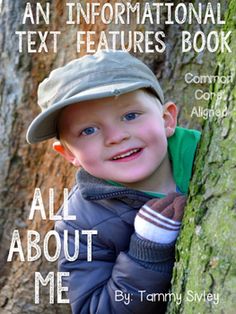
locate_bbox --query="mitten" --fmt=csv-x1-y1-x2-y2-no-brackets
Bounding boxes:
134,193,187,244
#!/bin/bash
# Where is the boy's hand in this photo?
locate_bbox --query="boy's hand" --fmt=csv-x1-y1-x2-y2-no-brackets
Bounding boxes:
134,193,187,244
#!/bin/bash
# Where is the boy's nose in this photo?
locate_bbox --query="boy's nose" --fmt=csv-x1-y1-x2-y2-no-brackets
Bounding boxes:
104,126,130,146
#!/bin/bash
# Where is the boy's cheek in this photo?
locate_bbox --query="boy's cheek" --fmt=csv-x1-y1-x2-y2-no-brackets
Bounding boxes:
78,155,100,170
143,128,168,145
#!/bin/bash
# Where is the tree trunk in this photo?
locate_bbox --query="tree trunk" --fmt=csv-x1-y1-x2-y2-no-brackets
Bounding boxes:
0,0,232,313
167,0,236,313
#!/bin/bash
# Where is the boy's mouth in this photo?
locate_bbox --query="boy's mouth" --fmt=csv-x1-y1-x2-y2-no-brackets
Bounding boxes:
111,148,143,161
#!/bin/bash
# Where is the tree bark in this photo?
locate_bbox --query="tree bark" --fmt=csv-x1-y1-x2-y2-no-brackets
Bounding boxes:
0,0,232,313
167,0,236,313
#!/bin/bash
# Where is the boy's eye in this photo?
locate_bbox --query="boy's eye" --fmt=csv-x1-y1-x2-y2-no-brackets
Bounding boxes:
123,112,140,121
81,127,98,136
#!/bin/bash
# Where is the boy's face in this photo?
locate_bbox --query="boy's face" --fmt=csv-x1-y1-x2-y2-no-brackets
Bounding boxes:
55,90,177,190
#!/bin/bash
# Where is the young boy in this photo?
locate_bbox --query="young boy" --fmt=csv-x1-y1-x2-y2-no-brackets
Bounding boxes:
26,50,200,314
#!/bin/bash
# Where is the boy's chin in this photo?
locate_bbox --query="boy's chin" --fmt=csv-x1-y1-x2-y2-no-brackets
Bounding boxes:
109,174,151,187
86,168,156,186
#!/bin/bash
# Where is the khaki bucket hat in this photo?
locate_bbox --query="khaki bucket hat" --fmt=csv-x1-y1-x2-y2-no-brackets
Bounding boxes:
26,50,164,144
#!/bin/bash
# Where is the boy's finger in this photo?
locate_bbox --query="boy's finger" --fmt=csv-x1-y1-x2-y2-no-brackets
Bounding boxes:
173,196,187,212
145,192,179,212
172,196,187,221
144,195,187,222
159,204,175,219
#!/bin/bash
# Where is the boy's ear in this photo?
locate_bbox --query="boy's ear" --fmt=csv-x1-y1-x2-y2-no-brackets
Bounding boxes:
52,141,81,167
163,102,178,138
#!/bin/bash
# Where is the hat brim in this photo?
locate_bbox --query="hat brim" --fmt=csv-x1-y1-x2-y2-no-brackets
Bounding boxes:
26,81,156,144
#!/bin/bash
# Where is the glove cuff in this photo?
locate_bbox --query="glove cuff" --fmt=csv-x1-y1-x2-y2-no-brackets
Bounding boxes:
134,204,181,244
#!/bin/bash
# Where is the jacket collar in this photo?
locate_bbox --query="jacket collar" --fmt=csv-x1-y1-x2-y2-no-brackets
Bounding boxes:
76,168,150,205
76,127,201,201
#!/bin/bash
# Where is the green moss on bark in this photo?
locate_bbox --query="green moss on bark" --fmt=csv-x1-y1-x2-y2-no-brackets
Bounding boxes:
167,0,236,313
